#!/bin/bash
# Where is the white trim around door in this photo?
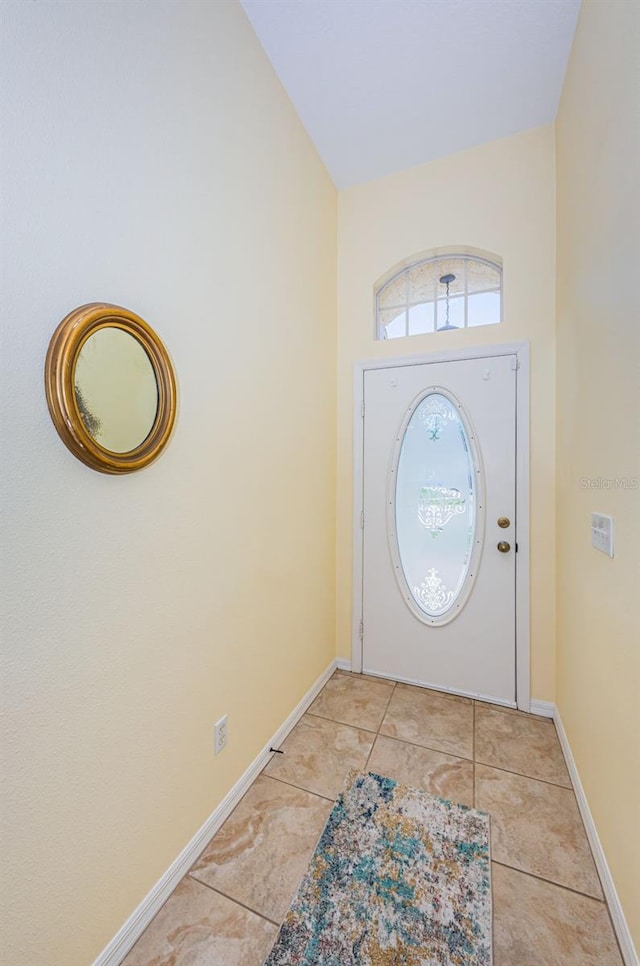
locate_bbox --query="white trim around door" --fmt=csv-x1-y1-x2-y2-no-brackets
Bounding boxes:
352,343,531,711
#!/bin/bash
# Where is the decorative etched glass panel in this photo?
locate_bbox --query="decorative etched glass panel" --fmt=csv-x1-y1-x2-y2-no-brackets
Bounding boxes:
394,392,476,619
376,252,502,339
407,264,436,303
378,274,407,309
465,258,500,295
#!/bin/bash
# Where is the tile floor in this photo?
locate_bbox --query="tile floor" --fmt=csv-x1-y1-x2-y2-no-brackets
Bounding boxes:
123,670,624,965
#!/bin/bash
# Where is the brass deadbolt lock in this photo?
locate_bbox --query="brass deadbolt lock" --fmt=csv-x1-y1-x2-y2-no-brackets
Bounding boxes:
497,517,511,528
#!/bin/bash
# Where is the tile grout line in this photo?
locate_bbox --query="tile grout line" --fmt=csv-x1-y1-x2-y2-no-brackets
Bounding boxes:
475,698,553,724
378,681,398,736
185,769,334,947
368,729,470,762
186,678,380,955
125,674,613,963
490,860,606,904
311,705,573,793
566,780,611,910
259,677,400,946
397,681,474,704
472,701,476,808
301,709,386,740
364,680,397,772
372,730,472,765
335,669,396,691
187,874,282,928
264,773,337,804
274,708,570,789
140,675,622,965
305,709,379,735
475,760,575,791
604,891,628,964
363,734,377,773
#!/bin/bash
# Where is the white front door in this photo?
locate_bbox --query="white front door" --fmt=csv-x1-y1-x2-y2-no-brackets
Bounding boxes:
362,355,517,705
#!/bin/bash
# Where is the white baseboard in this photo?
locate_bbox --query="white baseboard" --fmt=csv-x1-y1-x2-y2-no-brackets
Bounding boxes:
554,709,638,966
94,666,637,966
346,661,542,714
529,698,555,718
93,659,339,966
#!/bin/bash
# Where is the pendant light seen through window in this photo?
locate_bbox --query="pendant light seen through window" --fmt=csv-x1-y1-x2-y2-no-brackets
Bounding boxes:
437,273,459,331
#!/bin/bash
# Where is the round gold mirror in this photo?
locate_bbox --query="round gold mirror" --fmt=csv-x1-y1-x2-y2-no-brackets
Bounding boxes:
45,303,177,474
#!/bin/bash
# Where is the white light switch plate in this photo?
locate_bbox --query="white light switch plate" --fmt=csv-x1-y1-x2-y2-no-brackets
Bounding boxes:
591,513,614,557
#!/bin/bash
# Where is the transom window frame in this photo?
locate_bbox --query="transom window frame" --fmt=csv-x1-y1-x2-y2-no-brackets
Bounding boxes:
375,250,503,341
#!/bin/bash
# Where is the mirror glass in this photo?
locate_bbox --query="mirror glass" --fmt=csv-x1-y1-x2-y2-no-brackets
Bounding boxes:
74,327,158,452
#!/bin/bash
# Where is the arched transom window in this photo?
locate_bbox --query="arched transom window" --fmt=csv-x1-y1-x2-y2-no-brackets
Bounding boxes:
376,252,502,340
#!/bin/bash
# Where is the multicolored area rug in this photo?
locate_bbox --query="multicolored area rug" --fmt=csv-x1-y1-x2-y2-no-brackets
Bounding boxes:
264,770,492,966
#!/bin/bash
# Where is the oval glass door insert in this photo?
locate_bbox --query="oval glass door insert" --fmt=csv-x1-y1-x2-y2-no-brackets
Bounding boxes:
390,389,483,624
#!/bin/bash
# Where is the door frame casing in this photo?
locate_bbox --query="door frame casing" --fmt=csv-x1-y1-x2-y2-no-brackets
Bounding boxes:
352,342,531,711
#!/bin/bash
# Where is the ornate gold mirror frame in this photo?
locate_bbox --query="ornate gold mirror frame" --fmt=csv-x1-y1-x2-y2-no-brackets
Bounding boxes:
45,303,177,474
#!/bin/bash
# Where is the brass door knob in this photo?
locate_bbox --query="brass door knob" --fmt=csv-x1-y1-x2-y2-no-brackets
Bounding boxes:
497,541,511,553
497,517,511,528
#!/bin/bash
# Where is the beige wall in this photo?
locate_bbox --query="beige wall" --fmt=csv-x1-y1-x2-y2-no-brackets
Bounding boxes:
0,2,336,962
337,126,557,700
3,0,638,959
556,0,640,948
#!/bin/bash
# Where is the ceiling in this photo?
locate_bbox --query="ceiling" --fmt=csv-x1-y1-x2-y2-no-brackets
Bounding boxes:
240,0,581,188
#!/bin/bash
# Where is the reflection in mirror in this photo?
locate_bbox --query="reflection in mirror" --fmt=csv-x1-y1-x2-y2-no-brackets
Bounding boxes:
74,328,158,453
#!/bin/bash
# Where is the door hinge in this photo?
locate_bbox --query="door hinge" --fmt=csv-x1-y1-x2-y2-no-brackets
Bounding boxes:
360,510,365,529
359,620,364,641
511,357,520,370
361,399,365,418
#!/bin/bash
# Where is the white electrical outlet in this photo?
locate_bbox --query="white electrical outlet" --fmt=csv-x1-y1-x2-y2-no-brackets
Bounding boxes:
214,714,228,755
591,513,614,557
